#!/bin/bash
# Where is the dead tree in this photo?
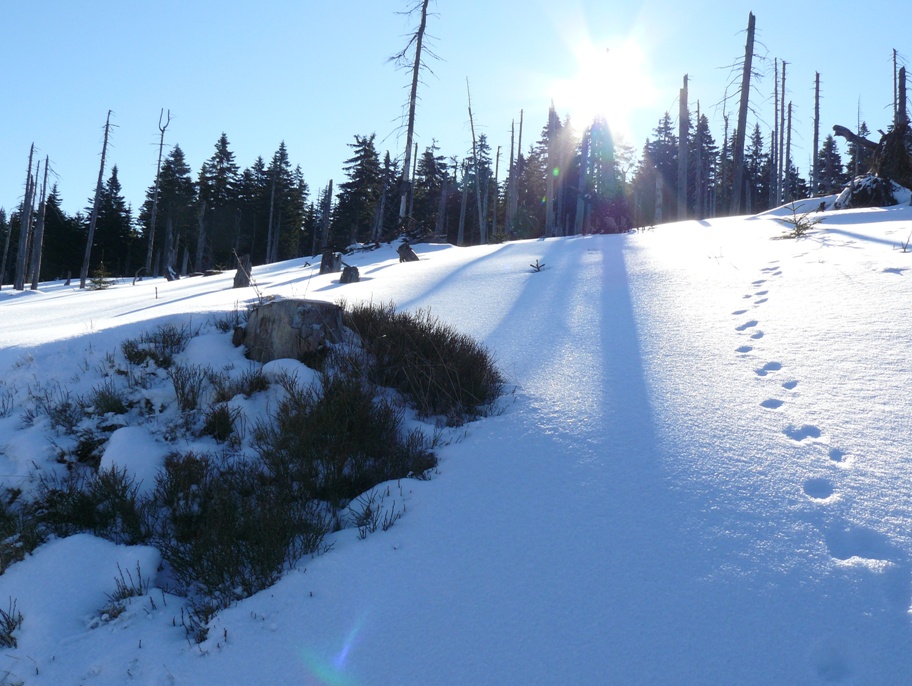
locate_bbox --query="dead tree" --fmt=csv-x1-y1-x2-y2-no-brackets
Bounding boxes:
730,12,756,214
80,111,113,289
785,102,793,200
0,209,10,289
29,157,50,290
812,72,820,194
194,200,208,274
457,159,468,245
777,61,787,204
144,109,171,274
467,79,487,244
392,0,431,228
677,74,689,220
13,145,36,291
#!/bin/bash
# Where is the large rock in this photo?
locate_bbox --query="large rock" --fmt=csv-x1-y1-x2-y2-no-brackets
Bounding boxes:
237,299,345,363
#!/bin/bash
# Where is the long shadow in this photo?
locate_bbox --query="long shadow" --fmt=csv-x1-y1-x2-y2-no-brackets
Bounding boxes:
821,227,905,248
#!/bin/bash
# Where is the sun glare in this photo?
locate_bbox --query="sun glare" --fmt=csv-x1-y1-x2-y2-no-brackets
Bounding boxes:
550,37,658,140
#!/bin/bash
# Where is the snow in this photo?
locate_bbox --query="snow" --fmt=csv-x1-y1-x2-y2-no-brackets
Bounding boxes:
3,206,912,683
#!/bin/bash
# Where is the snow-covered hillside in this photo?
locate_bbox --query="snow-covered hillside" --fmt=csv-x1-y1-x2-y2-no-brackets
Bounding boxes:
2,205,912,684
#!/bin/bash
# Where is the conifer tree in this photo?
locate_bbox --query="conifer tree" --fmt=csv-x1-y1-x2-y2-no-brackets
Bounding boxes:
198,133,239,270
332,134,382,246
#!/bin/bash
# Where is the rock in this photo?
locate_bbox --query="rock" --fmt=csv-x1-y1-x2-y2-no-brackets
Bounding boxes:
340,265,360,283
238,299,345,364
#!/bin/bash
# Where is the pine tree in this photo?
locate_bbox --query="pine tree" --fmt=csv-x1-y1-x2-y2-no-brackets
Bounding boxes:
86,166,136,276
332,134,382,247
817,135,846,194
40,186,84,281
746,124,770,213
139,145,196,275
844,121,875,178
198,133,240,269
412,142,449,235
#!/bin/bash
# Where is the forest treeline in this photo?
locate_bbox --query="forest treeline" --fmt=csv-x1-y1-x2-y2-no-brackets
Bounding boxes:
0,105,869,286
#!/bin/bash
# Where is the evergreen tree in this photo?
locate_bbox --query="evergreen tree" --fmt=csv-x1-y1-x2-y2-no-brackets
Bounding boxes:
817,135,846,194
236,157,270,264
630,112,678,225
688,113,718,218
746,124,770,213
140,145,196,275
198,133,240,269
41,186,84,280
585,118,628,232
86,166,135,276
332,134,382,247
412,142,449,235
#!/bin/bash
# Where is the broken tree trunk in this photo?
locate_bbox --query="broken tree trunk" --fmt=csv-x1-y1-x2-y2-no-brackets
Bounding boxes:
80,111,112,289
729,11,755,215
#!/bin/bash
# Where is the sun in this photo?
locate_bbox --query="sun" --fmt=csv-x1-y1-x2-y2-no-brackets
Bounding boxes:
550,37,659,140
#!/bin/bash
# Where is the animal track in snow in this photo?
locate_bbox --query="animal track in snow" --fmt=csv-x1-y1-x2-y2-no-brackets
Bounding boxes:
809,637,852,683
760,398,784,409
735,345,753,353
750,330,765,340
751,279,766,286
736,320,758,331
825,525,895,563
755,361,782,376
754,298,769,305
755,290,769,296
784,424,821,441
803,478,835,500
732,309,748,315
782,380,798,390
828,448,846,463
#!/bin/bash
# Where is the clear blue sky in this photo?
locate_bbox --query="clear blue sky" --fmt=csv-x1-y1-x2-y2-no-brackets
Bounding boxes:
2,0,907,218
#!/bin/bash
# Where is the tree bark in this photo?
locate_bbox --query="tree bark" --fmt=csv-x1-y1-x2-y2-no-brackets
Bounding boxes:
80,111,112,289
677,74,689,220
397,0,430,227
29,157,49,290
729,12,755,214
14,145,36,291
813,72,820,194
144,109,170,274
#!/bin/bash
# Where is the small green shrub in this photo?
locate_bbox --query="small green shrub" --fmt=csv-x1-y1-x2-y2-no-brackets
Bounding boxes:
122,323,194,369
0,598,23,648
210,367,270,404
86,379,128,415
29,384,85,432
168,364,209,412
201,404,241,443
153,452,327,607
255,371,436,508
88,262,115,290
345,302,502,424
775,204,823,238
0,491,45,575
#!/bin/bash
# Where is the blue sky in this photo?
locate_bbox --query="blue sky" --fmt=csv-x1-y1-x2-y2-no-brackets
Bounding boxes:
2,0,907,218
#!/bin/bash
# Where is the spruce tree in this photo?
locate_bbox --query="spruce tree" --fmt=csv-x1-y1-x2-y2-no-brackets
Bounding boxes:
198,133,240,269
332,134,382,246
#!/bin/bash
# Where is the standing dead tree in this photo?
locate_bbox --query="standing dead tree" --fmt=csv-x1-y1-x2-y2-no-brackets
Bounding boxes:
390,0,433,231
13,145,36,291
144,109,171,275
466,79,487,244
29,157,50,290
677,75,689,220
812,72,820,195
729,11,756,215
80,110,113,289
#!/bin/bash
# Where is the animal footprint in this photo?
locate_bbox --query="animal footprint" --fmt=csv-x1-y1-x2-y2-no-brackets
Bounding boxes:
736,320,758,331
803,478,835,500
825,525,894,563
755,361,782,376
828,448,847,463
784,424,821,441
755,298,769,305
736,345,753,353
761,398,784,409
750,330,764,340
732,309,748,315
752,279,766,286
782,380,798,390
755,290,769,296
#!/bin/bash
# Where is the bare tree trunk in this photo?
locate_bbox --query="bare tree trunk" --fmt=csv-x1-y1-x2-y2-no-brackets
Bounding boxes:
397,0,430,227
195,200,208,273
574,126,589,234
266,168,277,263
407,142,418,223
812,72,820,195
457,160,468,245
695,101,704,219
320,180,332,251
0,210,11,290
729,12,755,215
769,58,779,208
144,109,171,274
655,173,664,224
677,74,689,220
435,173,448,236
491,145,501,237
29,157,50,290
778,61,787,205
545,105,557,236
899,66,908,126
466,79,487,244
80,111,112,289
14,146,36,291
785,102,793,200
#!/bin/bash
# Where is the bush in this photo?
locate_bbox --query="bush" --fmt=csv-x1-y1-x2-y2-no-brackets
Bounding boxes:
0,599,23,648
153,451,327,606
168,364,209,412
255,371,436,508
345,302,502,424
86,379,128,415
0,491,45,575
209,367,270,404
122,322,194,369
775,204,823,238
201,403,241,443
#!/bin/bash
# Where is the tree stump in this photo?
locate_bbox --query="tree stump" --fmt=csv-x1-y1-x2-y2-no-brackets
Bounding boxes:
340,265,360,283
233,254,252,288
397,242,419,263
320,250,342,274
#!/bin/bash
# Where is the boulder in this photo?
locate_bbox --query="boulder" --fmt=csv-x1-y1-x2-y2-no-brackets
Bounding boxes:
237,299,345,364
233,254,252,288
340,265,360,283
